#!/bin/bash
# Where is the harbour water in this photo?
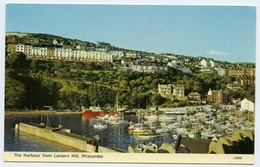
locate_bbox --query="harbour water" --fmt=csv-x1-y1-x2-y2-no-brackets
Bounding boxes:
4,113,173,152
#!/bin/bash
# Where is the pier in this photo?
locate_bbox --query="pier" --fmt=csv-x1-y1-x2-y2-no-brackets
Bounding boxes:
16,122,125,153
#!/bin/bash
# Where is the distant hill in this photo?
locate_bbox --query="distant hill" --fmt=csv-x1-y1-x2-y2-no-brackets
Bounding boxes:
235,62,255,65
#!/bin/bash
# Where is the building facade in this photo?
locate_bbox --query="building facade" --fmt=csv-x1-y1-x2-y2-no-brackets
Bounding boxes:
240,98,255,112
207,89,233,104
131,60,168,72
158,83,185,99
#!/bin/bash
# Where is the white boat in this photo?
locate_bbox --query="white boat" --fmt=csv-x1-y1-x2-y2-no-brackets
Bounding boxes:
144,114,158,121
131,127,151,135
93,123,107,129
137,143,148,152
176,128,189,137
168,122,181,129
135,133,161,140
156,127,170,134
96,114,110,123
172,132,179,140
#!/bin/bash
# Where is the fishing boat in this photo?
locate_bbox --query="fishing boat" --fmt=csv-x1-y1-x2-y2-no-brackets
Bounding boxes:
131,127,161,139
82,106,103,116
131,127,151,136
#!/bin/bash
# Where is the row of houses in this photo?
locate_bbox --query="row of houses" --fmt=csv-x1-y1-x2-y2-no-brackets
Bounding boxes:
7,43,172,72
214,65,255,77
6,42,255,79
7,43,114,62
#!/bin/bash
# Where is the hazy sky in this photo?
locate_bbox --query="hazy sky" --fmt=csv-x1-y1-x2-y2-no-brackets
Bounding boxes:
6,4,256,63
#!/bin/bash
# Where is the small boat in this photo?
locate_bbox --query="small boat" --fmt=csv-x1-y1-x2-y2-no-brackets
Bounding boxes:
131,127,151,136
137,143,148,152
172,132,179,140
93,123,107,129
135,142,158,152
58,117,71,133
136,133,161,140
155,127,170,134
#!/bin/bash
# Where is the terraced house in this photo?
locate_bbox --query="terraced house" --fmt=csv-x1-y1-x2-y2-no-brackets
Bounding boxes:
6,43,113,62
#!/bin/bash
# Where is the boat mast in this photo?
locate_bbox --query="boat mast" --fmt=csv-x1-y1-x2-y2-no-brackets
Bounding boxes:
40,114,43,124
46,115,51,126
59,117,61,126
116,94,119,112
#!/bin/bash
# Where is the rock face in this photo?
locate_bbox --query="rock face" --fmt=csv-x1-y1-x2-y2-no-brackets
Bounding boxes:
208,130,254,154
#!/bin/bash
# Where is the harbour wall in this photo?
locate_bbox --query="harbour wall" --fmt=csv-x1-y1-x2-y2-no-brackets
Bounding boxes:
18,123,121,153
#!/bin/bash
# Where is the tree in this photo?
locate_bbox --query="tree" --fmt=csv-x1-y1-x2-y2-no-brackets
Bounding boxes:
5,75,27,109
150,94,168,107
53,61,64,71
6,52,26,69
245,85,255,100
73,62,85,69
142,76,152,85
30,59,38,73
192,82,203,93
119,80,128,89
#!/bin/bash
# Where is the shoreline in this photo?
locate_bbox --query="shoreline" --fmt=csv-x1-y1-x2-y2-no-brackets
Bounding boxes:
5,110,82,116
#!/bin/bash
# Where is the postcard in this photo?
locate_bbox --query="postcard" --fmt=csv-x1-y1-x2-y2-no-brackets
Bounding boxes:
2,0,257,166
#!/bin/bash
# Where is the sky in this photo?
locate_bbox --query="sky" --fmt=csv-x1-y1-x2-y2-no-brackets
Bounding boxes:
5,4,256,63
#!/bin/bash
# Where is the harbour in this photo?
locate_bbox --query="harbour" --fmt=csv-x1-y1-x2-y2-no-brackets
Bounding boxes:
5,112,169,152
5,104,255,154
16,122,120,153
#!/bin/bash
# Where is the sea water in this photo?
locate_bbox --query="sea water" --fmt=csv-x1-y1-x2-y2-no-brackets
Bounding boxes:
4,114,173,152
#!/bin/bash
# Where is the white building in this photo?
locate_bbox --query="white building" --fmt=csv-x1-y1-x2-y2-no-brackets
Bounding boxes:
210,60,219,67
84,51,113,62
109,51,124,57
61,46,72,59
131,60,168,72
172,59,184,65
24,45,32,55
77,49,85,60
76,45,85,50
54,47,63,59
167,62,177,68
200,59,209,68
15,44,32,56
240,98,255,112
215,66,226,76
178,67,192,73
31,46,48,57
16,44,25,53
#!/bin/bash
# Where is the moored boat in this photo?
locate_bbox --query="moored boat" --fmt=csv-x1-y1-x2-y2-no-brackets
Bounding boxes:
136,133,161,139
93,122,107,129
82,106,103,116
